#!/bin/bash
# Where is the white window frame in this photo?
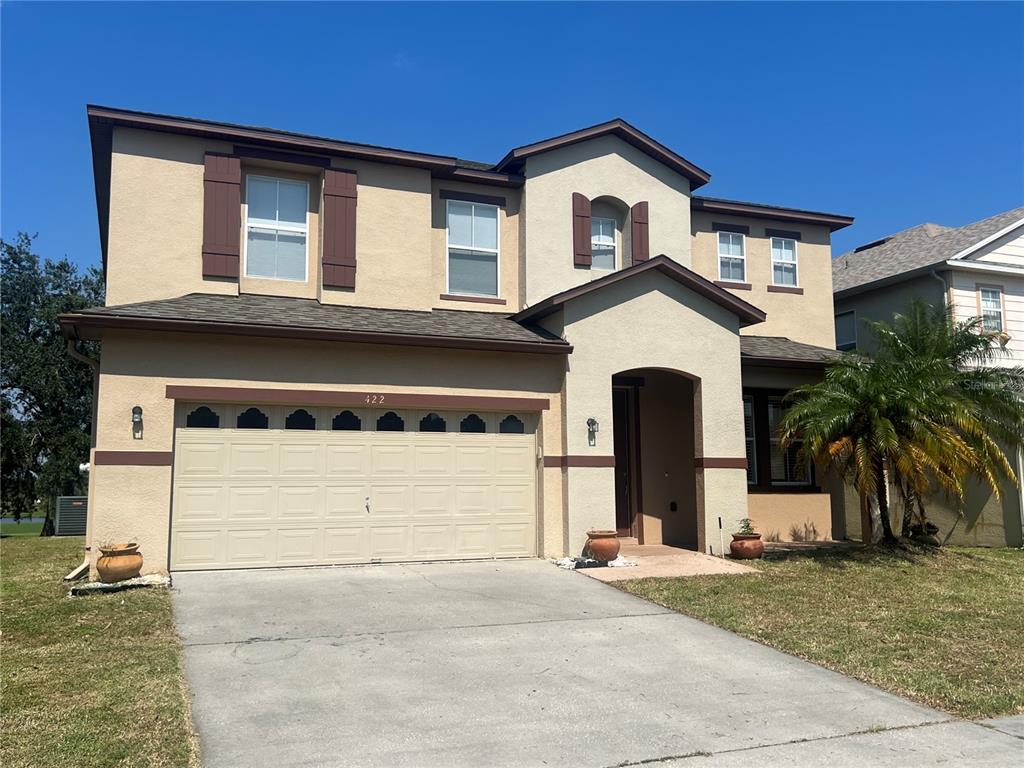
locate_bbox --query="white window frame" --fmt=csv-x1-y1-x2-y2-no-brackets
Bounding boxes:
243,174,310,282
835,310,857,350
591,216,617,271
978,286,1005,333
445,200,500,298
770,236,799,287
717,231,746,283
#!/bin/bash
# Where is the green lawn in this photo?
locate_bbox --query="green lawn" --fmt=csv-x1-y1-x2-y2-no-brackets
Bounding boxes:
0,521,44,537
0,537,199,768
617,545,1024,718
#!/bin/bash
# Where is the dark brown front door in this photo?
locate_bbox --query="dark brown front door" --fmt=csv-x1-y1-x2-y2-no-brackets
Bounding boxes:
613,387,633,535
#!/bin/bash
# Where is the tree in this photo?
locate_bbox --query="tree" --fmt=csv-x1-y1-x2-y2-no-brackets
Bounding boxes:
1,233,104,529
779,301,1024,544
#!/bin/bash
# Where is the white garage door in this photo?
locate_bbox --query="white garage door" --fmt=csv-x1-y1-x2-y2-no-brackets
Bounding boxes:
170,404,537,571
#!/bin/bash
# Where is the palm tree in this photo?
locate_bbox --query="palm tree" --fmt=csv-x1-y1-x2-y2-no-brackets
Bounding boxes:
779,301,1024,544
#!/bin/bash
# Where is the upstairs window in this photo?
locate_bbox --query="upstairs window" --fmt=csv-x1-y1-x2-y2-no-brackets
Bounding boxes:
447,201,498,297
591,217,616,270
718,231,746,282
771,237,798,286
245,176,308,281
980,287,1004,332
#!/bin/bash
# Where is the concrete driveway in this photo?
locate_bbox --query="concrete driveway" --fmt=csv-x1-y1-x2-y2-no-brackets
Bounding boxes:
172,560,1021,767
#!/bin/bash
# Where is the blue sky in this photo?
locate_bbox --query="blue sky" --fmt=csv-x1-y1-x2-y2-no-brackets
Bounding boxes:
2,1,1022,271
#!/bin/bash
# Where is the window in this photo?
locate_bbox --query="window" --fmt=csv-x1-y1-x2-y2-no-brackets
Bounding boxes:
332,410,361,430
185,406,220,428
742,397,756,485
770,237,798,286
718,231,745,282
460,414,486,433
236,407,269,429
376,411,405,431
499,415,524,434
245,176,308,281
419,413,446,432
447,201,498,297
835,311,857,351
285,408,316,430
767,398,810,485
980,287,1004,332
591,217,616,270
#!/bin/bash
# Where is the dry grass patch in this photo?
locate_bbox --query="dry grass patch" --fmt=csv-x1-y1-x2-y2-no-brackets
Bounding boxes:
617,545,1023,718
1,537,199,768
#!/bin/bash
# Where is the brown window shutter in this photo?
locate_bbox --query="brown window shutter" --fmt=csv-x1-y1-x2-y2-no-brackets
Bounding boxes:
322,168,358,289
572,192,592,267
202,153,241,278
631,201,650,262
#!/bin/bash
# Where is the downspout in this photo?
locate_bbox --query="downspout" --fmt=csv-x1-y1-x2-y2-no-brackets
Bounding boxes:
929,269,948,309
63,338,100,581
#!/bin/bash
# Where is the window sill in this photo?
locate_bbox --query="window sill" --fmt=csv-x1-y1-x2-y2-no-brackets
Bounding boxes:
440,293,507,306
767,285,804,295
714,280,752,291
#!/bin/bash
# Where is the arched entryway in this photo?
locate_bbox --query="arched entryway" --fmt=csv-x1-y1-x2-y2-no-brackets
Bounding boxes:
612,368,700,550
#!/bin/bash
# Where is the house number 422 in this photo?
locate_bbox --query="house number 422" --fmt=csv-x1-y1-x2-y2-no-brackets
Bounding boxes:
365,394,385,404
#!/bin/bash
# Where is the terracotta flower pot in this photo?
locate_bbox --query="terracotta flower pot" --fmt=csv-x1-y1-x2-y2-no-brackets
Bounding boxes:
729,534,764,560
96,542,143,583
585,530,621,561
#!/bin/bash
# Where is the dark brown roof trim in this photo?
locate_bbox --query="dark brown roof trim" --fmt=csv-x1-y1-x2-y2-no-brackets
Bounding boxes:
59,313,572,356
439,189,507,207
443,167,525,188
765,228,802,241
494,119,712,189
767,285,804,295
513,254,766,327
712,222,750,235
693,196,854,231
233,145,331,168
166,385,551,412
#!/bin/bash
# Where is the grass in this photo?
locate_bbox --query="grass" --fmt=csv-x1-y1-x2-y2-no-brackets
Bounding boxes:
617,545,1024,719
1,521,44,537
0,537,199,768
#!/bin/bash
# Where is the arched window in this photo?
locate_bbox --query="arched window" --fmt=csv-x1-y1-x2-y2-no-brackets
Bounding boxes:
285,408,316,430
460,414,486,433
236,407,269,429
186,406,220,428
419,413,446,432
499,415,524,434
376,411,404,431
332,410,361,430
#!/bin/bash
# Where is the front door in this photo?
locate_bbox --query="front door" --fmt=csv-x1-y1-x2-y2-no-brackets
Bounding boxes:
612,387,633,535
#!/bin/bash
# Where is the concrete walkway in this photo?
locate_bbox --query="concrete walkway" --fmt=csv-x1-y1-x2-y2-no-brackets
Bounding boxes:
581,543,756,582
172,560,1022,768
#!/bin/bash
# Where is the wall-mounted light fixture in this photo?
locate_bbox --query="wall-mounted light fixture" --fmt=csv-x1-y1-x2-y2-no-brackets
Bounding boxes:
587,417,599,447
131,406,143,440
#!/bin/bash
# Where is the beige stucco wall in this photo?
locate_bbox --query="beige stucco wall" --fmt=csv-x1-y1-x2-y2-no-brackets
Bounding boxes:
748,493,832,542
522,135,693,305
89,331,567,574
691,212,836,348
547,269,749,556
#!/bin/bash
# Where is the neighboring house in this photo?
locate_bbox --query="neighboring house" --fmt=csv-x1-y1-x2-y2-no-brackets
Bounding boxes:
833,206,1024,547
60,106,854,575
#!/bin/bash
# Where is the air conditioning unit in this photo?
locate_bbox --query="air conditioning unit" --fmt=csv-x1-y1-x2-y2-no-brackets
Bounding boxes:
55,496,88,536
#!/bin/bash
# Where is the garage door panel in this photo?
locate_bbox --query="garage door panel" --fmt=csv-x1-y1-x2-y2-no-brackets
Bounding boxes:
325,485,369,518
225,529,275,565
277,486,322,519
176,486,228,522
454,485,491,515
227,486,274,521
412,524,453,556
454,523,492,555
279,444,324,476
325,445,369,476
370,484,411,516
276,528,322,563
455,446,492,476
230,443,276,476
176,442,227,477
370,526,409,557
412,485,451,517
494,522,534,555
495,445,534,475
413,445,452,476
496,484,532,515
323,527,369,560
371,445,412,475
173,530,223,567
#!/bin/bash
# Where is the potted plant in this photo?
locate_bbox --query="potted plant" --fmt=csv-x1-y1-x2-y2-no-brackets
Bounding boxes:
96,541,143,583
585,530,621,561
729,519,764,559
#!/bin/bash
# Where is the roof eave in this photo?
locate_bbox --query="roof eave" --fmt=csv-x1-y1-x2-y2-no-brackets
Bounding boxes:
740,355,831,369
692,197,855,231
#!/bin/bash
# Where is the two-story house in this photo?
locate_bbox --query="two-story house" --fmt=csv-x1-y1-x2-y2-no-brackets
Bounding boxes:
833,206,1024,547
61,106,853,575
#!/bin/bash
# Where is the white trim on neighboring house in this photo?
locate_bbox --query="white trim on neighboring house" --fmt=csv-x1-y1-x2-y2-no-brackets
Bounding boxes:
942,259,1024,276
717,230,747,283
444,199,501,298
242,174,310,283
949,218,1024,261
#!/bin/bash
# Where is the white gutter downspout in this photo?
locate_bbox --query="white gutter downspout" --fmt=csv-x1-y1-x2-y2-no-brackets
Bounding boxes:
63,338,100,581
929,269,948,309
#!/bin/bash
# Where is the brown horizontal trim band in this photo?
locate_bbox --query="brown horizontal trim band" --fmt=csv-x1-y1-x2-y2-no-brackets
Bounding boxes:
543,455,616,468
695,457,748,469
439,293,507,306
234,145,331,168
94,450,173,466
767,285,804,295
60,314,571,356
712,222,750,235
741,355,831,369
442,167,525,188
693,197,854,232
765,228,802,241
714,280,752,291
439,189,507,207
166,385,551,412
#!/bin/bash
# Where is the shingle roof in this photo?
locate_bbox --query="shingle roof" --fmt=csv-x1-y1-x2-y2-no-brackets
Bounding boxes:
63,293,570,352
740,336,842,366
833,206,1024,293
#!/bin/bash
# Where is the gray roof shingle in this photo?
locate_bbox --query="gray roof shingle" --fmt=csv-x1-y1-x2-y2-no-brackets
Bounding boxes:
833,206,1024,293
740,336,841,365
